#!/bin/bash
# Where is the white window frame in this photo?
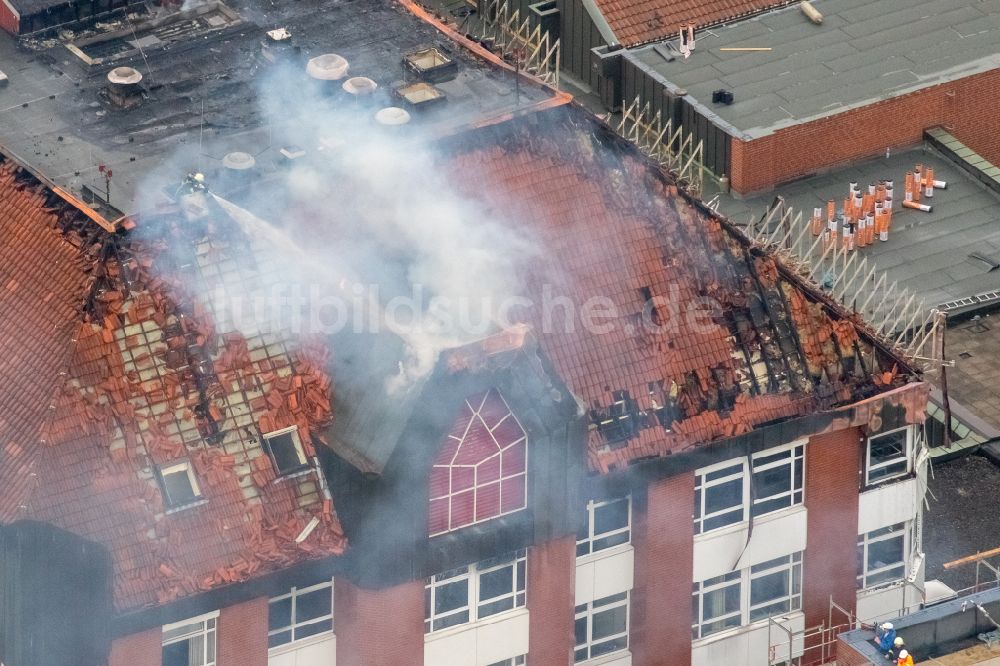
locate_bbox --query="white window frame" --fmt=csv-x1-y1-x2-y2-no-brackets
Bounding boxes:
424,550,527,634
865,426,912,486
751,443,805,518
577,496,631,557
575,591,630,662
158,460,204,512
486,657,526,666
691,553,803,640
267,579,334,649
694,459,747,535
162,611,218,666
694,443,807,535
263,426,311,477
857,523,908,589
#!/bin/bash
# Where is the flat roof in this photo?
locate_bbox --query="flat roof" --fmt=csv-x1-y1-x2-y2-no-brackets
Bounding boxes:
627,0,1000,139
0,0,552,212
716,146,1000,309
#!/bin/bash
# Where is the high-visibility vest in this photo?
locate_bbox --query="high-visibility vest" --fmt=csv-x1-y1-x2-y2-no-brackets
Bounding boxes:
898,656,914,666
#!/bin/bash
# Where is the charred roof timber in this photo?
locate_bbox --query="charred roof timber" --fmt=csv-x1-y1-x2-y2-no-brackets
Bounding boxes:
402,46,458,83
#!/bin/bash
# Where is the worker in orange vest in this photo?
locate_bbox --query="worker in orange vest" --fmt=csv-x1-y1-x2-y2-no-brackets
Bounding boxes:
897,649,914,666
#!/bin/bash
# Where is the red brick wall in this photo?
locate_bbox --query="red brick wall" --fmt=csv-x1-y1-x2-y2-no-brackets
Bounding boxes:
109,627,161,666
218,598,269,666
334,578,425,666
631,472,695,666
728,68,1000,194
836,637,875,666
528,535,576,665
802,427,861,664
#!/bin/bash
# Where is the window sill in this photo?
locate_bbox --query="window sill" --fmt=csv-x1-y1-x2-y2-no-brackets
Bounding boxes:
424,607,528,642
164,498,208,515
576,543,634,566
576,648,631,666
267,630,335,656
272,466,314,483
862,471,915,491
692,610,804,648
857,579,906,596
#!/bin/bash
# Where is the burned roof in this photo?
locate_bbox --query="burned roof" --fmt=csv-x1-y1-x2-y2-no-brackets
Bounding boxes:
437,106,917,472
252,99,919,477
0,153,345,612
593,0,792,47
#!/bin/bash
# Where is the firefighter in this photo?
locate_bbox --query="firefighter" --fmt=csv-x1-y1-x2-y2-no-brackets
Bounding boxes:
875,622,897,653
897,649,914,666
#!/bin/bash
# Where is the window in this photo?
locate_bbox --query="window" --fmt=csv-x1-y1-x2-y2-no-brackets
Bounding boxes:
752,445,804,518
866,427,911,485
424,550,526,633
428,389,528,536
749,554,802,621
694,443,806,534
263,426,310,476
486,657,526,666
691,553,803,639
157,460,203,511
857,523,907,589
575,592,629,662
162,613,217,666
577,497,631,556
268,579,334,648
694,461,745,534
691,571,741,638
596,390,641,445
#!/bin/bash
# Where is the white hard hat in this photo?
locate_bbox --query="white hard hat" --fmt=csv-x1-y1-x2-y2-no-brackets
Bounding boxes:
894,637,904,647
898,650,908,658
883,622,893,629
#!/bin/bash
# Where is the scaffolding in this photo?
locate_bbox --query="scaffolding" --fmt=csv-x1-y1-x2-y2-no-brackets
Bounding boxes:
744,198,945,371
480,0,561,89
617,96,705,197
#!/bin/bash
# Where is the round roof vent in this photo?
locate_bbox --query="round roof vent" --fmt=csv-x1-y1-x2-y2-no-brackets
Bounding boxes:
374,107,410,126
306,54,349,81
342,76,378,96
222,151,256,170
107,67,142,85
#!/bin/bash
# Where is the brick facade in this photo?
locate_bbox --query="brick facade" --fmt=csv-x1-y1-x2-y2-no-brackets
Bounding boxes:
728,68,1000,193
528,535,576,665
334,578,425,666
836,637,875,666
631,472,695,666
109,626,161,666
802,427,862,664
218,598,269,666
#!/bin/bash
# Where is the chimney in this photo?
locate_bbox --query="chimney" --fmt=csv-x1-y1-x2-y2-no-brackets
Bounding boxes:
106,67,143,109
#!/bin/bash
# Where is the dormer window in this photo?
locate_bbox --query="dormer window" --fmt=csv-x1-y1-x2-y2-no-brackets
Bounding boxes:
157,460,203,511
428,389,528,536
263,426,310,476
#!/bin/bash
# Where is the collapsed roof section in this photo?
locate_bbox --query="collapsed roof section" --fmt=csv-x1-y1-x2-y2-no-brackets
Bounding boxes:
434,106,917,473
0,154,345,612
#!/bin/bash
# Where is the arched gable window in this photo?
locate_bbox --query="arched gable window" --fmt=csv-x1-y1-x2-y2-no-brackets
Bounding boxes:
428,389,528,536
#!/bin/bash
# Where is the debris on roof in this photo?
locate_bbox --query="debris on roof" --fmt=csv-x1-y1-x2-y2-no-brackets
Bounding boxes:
0,154,345,612
435,106,916,472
